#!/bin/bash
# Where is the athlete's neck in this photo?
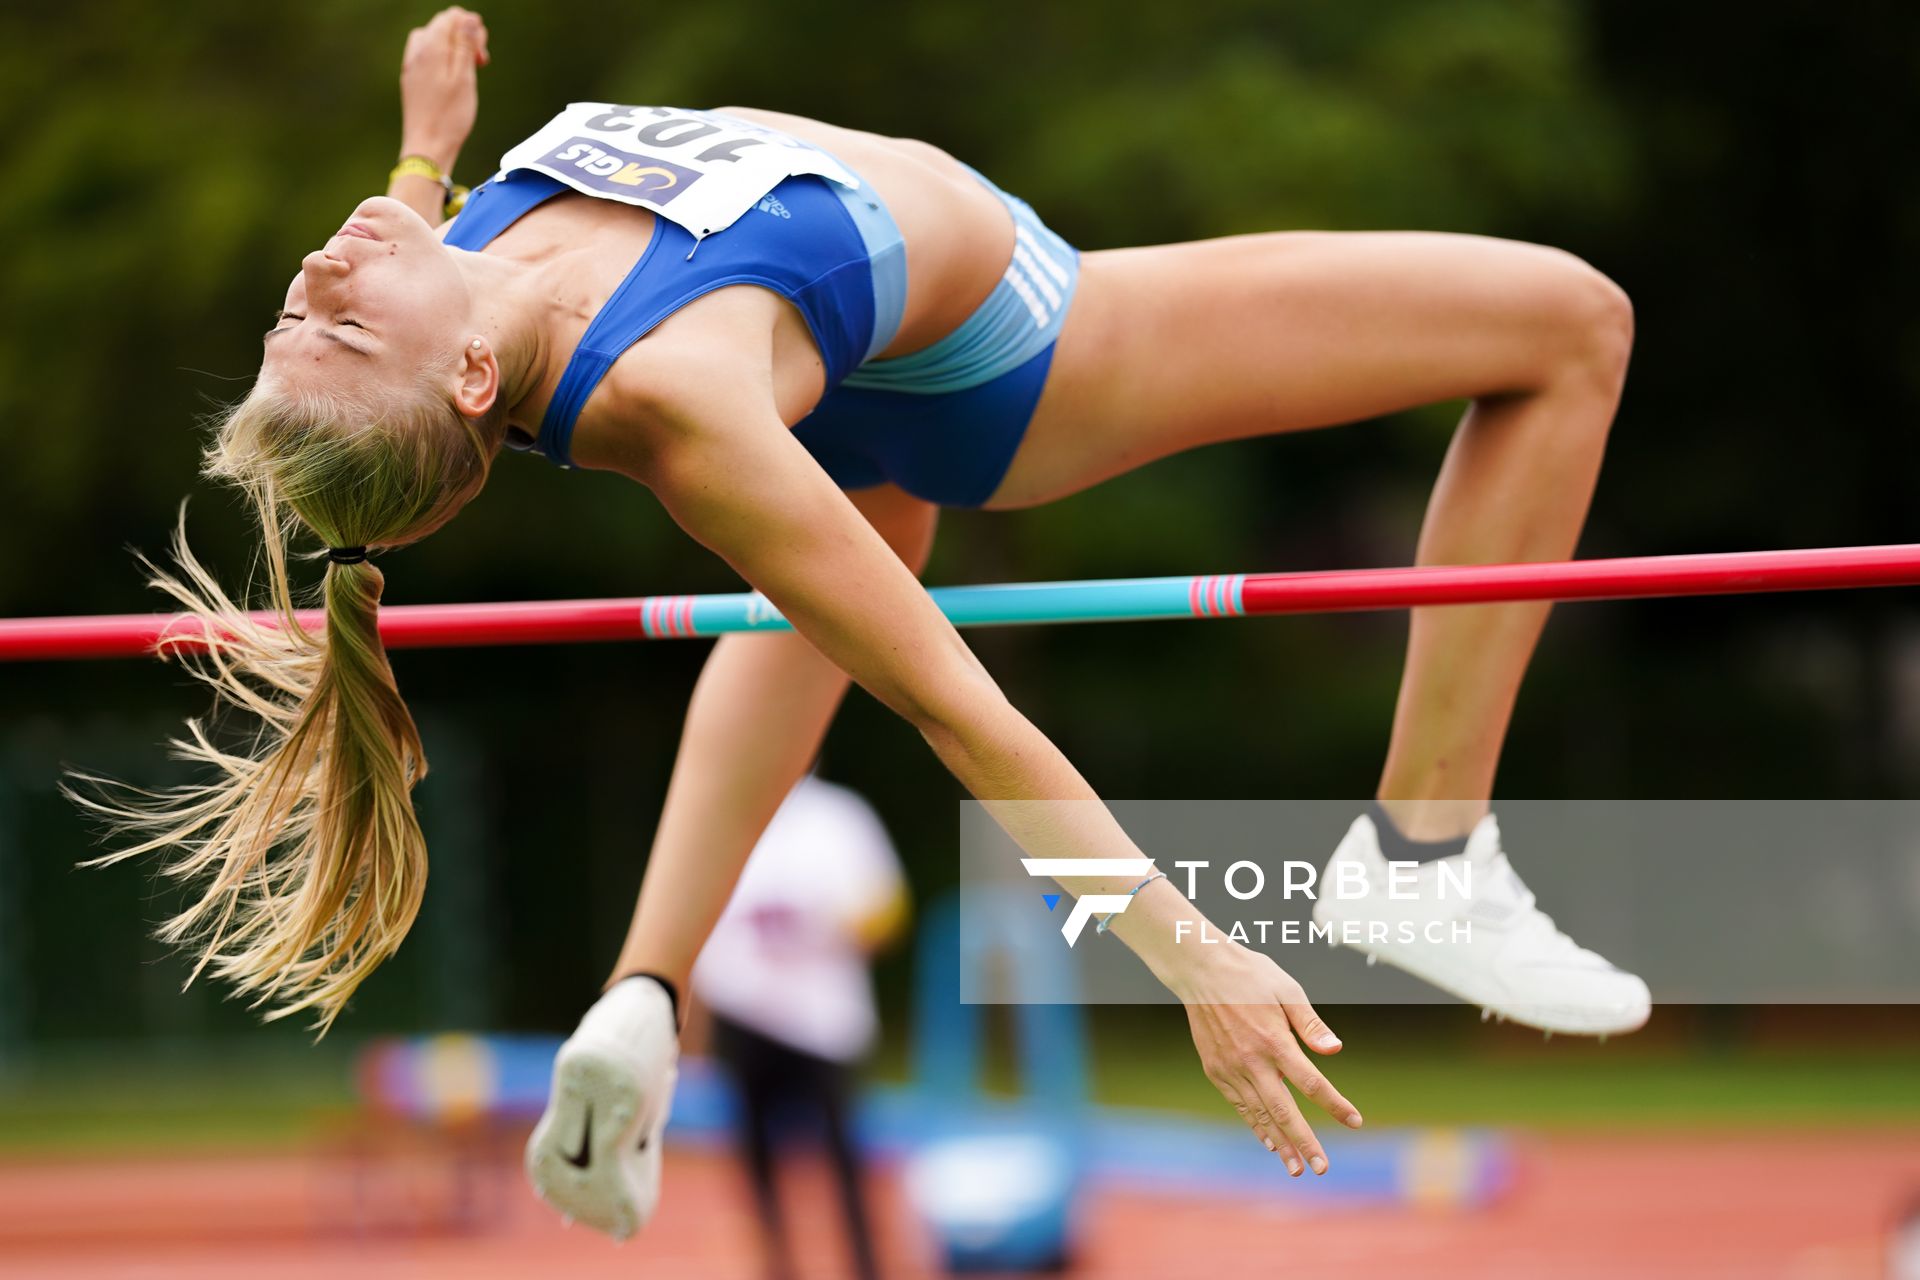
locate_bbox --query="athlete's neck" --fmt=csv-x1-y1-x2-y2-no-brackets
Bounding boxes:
448,248,553,431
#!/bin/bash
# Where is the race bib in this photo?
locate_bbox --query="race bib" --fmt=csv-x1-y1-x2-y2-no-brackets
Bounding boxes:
493,103,860,239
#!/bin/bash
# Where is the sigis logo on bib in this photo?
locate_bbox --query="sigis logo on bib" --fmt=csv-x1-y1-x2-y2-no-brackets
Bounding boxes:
542,137,700,204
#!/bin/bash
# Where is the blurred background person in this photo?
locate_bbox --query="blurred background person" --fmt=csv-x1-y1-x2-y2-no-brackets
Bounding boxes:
691,772,909,1280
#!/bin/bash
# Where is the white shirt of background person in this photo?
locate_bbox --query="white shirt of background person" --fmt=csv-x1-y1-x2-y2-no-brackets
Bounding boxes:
691,775,910,1063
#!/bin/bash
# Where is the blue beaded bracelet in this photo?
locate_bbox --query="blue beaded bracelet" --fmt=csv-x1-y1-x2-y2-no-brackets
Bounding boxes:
1096,869,1169,935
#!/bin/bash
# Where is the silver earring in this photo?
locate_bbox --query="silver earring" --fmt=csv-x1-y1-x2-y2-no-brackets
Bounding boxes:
471,339,483,349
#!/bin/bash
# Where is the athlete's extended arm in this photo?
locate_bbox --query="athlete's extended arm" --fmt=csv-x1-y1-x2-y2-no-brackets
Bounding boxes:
387,7,489,224
617,352,1363,1171
605,485,937,1006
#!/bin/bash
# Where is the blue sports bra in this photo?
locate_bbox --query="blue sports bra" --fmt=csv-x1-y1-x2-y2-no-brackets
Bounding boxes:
444,168,891,468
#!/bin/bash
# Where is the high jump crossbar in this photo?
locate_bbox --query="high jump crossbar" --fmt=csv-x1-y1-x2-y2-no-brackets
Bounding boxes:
3,542,1918,663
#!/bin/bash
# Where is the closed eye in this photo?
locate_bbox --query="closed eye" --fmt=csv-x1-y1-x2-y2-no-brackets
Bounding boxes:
262,312,371,344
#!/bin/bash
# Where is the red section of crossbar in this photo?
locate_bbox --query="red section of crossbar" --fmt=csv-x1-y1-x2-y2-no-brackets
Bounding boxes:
0,598,652,663
1235,543,1920,616
2,543,1917,662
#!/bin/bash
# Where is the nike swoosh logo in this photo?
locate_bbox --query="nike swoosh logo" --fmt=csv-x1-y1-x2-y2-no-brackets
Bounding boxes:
565,1108,593,1169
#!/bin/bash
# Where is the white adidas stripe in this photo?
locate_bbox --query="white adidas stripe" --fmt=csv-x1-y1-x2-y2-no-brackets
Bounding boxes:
1002,262,1051,327
1014,224,1070,287
1012,243,1063,311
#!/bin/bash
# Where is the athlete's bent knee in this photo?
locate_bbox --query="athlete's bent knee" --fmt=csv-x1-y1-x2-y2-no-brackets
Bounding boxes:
1540,252,1634,390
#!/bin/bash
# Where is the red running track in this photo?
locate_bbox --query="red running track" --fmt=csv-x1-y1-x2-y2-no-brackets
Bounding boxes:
2,1134,1915,1279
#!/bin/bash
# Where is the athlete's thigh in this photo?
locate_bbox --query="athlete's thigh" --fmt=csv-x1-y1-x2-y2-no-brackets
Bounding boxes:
993,230,1610,507
848,481,939,572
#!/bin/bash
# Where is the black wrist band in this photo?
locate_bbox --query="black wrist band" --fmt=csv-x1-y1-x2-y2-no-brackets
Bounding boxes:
614,971,680,1026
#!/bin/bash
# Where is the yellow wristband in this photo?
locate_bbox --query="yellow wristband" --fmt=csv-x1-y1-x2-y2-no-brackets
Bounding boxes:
389,154,470,218
390,153,447,185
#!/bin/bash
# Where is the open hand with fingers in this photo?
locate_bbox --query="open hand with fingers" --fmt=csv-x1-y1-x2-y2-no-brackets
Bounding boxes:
1169,943,1363,1176
399,6,491,171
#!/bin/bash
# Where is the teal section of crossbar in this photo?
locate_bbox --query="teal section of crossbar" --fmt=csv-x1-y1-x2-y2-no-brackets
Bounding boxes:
681,576,1218,637
934,577,1215,625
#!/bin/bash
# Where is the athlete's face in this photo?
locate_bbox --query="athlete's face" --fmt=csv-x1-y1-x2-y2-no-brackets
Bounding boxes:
261,197,473,399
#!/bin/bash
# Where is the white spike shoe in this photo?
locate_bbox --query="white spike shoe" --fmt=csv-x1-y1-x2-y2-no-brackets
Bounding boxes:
526,977,680,1241
1312,813,1652,1036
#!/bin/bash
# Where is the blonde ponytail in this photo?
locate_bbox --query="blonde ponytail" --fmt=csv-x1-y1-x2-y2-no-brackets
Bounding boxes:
70,375,498,1031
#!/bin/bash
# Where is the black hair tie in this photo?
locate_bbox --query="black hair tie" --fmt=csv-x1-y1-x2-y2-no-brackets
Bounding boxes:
326,546,369,565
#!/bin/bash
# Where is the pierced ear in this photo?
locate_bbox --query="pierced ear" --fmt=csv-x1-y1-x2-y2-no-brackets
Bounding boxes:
453,338,499,418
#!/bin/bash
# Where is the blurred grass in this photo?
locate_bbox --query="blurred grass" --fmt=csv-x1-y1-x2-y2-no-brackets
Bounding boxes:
1079,1035,1920,1131
875,1010,1920,1134
0,1041,357,1155
8,1022,1913,1158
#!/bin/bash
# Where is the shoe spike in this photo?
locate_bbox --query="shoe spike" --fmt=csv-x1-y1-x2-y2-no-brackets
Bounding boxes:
1365,953,1378,967
1481,1007,1492,1022
1543,1030,1553,1042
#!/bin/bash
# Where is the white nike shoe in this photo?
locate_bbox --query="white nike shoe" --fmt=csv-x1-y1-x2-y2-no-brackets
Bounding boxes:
525,977,680,1241
1311,813,1651,1036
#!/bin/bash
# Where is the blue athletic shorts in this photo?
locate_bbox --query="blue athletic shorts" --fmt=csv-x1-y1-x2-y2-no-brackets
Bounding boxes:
796,166,1080,508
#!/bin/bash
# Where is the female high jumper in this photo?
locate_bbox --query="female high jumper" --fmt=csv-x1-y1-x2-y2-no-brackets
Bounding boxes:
82,6,1647,1238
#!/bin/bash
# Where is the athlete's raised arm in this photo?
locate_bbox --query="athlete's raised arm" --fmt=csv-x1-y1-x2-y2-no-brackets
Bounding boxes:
387,7,489,225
